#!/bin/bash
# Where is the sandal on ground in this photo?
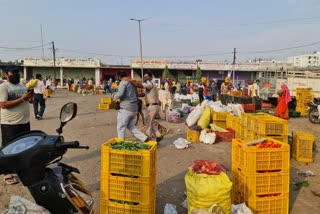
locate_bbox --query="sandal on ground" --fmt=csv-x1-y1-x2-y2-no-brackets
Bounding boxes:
3,175,19,185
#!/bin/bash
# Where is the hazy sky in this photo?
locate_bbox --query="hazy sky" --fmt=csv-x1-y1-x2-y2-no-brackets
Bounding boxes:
1,0,320,64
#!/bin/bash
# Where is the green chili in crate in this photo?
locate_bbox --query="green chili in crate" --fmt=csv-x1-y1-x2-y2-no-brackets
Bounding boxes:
110,141,152,151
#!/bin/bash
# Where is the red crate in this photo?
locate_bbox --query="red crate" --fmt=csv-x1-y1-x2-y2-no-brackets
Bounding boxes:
261,103,274,108
212,128,235,142
242,104,256,111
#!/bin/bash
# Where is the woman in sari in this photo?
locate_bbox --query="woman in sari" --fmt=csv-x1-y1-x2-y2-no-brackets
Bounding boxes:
275,84,292,119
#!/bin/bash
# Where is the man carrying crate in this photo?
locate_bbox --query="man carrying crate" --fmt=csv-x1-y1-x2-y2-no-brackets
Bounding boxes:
112,71,149,142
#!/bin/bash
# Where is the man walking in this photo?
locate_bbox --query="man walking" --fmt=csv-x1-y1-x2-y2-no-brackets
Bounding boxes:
141,72,163,142
112,71,149,142
211,80,218,101
0,65,33,184
198,82,204,103
33,74,46,120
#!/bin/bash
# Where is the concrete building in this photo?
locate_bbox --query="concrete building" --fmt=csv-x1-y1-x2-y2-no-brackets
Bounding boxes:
288,51,320,67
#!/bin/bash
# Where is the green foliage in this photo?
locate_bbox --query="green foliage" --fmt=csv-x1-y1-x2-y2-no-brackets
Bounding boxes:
196,66,202,82
163,65,170,78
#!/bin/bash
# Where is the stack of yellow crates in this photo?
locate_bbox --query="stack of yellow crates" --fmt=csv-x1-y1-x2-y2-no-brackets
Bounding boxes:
240,112,289,144
232,138,290,214
226,115,241,138
100,138,157,214
292,131,315,163
296,88,314,116
211,111,230,129
99,98,112,110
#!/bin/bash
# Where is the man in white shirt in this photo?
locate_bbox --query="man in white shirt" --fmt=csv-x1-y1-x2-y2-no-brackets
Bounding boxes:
33,74,46,120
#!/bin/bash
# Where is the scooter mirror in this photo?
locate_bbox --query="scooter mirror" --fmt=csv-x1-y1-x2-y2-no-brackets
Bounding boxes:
56,103,77,135
60,103,77,123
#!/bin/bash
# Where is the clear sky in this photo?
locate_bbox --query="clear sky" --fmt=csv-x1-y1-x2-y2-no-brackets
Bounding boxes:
1,0,320,64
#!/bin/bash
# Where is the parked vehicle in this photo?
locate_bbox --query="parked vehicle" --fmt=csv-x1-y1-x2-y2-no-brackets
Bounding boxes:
0,103,94,214
308,100,320,124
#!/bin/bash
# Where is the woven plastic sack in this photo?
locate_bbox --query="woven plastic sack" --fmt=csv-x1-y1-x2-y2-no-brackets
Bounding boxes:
185,169,232,214
4,195,51,214
187,105,204,126
197,107,211,129
166,109,180,123
25,79,38,89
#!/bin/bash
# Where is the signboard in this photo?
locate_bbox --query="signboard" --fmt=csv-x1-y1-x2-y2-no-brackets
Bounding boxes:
200,62,228,70
167,61,197,69
234,63,260,71
24,57,100,68
131,60,166,69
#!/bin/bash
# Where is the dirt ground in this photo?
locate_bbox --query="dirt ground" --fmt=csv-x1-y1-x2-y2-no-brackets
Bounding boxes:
0,90,319,214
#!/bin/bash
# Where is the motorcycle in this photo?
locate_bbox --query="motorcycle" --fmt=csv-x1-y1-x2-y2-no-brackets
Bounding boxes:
0,102,94,214
307,100,320,124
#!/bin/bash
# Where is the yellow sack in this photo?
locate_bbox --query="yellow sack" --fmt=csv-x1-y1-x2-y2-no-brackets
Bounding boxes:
197,107,211,129
26,79,38,89
185,169,232,214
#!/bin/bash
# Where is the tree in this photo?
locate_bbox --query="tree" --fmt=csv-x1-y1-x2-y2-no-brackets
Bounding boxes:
163,65,170,79
196,66,202,83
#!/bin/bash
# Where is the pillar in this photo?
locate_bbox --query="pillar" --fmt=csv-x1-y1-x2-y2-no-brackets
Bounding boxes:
60,67,63,88
131,68,134,79
95,68,100,87
24,66,27,79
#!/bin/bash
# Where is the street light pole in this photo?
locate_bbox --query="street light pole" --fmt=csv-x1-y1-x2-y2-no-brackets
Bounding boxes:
130,18,147,79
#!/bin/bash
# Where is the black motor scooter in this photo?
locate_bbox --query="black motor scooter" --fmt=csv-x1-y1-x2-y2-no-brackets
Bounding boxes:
0,102,94,214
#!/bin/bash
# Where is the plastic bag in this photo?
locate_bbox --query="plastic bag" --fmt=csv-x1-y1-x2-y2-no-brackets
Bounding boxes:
197,107,211,129
231,203,253,214
166,109,180,123
182,103,192,114
185,169,232,214
190,204,225,214
173,138,191,149
4,195,51,214
25,79,38,89
164,203,177,214
199,130,216,144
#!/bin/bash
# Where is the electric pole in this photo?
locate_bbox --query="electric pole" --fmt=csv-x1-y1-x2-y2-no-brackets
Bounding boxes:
40,24,44,57
52,41,56,78
232,48,236,83
233,48,236,65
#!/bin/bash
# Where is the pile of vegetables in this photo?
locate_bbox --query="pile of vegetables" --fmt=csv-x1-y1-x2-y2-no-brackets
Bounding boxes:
189,160,227,175
110,199,138,205
210,124,228,132
254,140,281,148
110,141,152,151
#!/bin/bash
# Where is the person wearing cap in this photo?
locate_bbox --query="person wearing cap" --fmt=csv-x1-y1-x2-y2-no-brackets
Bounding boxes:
0,65,34,184
33,74,46,120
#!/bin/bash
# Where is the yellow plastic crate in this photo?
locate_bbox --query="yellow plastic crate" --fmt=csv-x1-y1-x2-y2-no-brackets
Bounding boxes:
100,173,156,204
99,103,110,110
213,121,227,129
212,112,229,121
230,91,243,96
232,165,289,198
101,138,157,177
296,88,311,93
295,107,308,116
232,191,289,214
99,90,104,94
255,134,289,144
246,130,256,141
100,199,155,214
45,89,51,97
101,97,112,104
226,115,240,128
253,116,288,136
292,131,315,162
187,129,200,143
232,139,290,173
240,112,266,129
